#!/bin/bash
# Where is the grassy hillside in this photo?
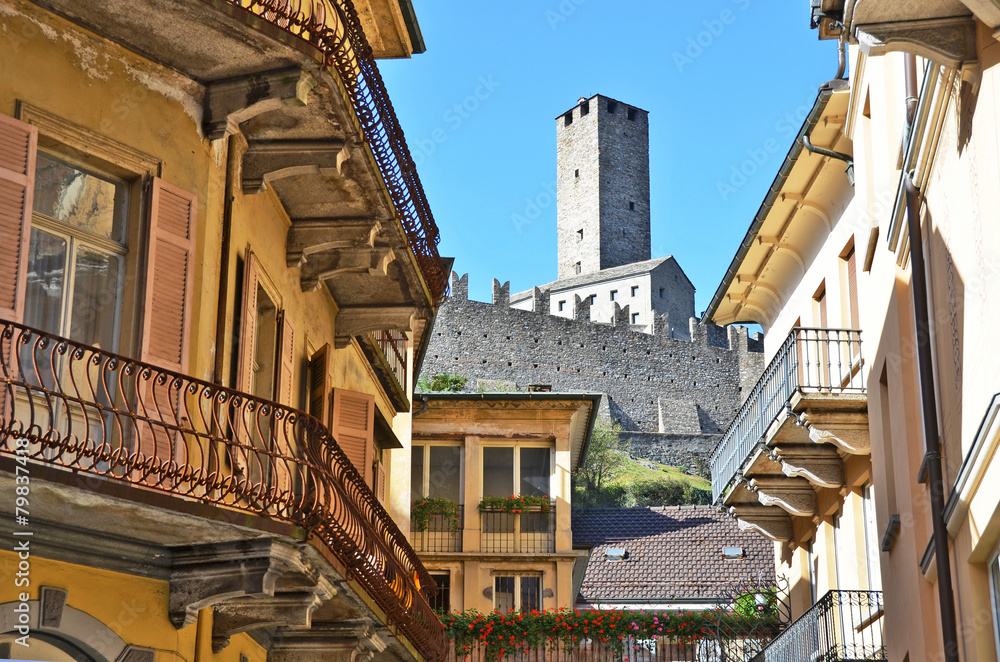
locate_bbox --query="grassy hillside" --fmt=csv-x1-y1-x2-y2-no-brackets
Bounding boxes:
573,454,712,508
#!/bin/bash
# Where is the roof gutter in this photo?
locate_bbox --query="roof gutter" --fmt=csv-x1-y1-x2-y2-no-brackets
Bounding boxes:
397,0,426,54
703,88,834,322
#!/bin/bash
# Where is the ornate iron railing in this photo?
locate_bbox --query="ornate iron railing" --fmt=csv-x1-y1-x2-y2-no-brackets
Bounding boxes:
480,502,556,554
373,329,408,393
207,0,448,303
411,504,463,553
0,321,448,661
710,328,864,502
752,590,885,662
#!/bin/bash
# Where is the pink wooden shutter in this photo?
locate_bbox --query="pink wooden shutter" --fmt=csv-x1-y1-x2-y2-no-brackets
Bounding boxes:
236,251,260,393
376,460,386,503
0,113,37,323
308,344,331,427
332,388,375,486
277,311,295,405
137,178,197,470
140,177,197,372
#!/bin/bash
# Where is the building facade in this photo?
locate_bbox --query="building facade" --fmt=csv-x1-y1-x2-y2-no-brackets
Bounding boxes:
0,1,449,661
708,3,1000,661
407,392,599,614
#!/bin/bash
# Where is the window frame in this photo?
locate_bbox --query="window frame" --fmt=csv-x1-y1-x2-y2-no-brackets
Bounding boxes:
492,572,542,613
990,548,1000,656
412,441,464,504
480,440,553,499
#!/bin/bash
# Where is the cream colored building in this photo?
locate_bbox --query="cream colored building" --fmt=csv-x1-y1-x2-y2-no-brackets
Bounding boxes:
708,2,1000,661
405,392,599,614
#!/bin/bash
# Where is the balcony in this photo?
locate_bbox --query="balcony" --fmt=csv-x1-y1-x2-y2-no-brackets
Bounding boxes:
361,329,410,412
0,321,447,661
710,328,866,542
480,502,556,554
411,505,463,553
753,590,885,662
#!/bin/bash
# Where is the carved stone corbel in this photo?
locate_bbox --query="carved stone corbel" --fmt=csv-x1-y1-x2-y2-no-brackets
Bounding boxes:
269,624,387,662
749,476,818,517
855,16,978,68
287,218,382,268
242,139,348,194
334,306,418,349
774,444,845,488
729,505,793,542
211,589,334,652
204,67,318,140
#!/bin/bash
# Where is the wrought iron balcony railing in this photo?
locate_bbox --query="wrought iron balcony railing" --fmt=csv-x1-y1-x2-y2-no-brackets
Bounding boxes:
0,321,447,661
710,328,864,502
208,0,448,302
411,505,463,553
752,590,885,662
480,501,556,554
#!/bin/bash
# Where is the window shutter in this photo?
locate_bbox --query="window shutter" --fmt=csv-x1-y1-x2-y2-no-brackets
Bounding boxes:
308,344,331,427
276,311,295,405
0,113,37,323
331,388,375,485
236,251,260,393
376,461,386,503
847,248,860,328
141,177,197,372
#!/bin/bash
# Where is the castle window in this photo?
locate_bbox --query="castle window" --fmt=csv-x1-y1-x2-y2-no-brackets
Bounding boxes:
589,295,596,305
576,229,583,241
574,169,579,178
610,290,618,301
580,100,589,116
564,112,573,127
558,300,566,311
629,201,635,211
607,100,617,114
574,262,582,275
631,313,640,324
631,286,639,297
659,287,665,298
627,108,637,121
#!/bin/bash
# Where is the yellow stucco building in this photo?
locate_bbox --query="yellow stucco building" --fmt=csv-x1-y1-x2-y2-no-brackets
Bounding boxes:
0,0,451,661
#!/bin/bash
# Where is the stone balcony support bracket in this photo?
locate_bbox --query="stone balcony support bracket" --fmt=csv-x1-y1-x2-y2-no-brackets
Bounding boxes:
774,445,845,489
242,139,349,194
287,218,383,269
729,505,793,542
334,306,421,348
204,67,318,141
748,476,818,517
854,16,978,68
269,624,388,662
211,590,334,653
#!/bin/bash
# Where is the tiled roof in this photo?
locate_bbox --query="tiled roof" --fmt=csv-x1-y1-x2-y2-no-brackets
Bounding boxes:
572,506,775,605
510,257,679,302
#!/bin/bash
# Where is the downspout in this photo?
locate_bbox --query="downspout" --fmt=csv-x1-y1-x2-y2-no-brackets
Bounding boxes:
802,136,855,186
212,134,238,386
904,177,960,662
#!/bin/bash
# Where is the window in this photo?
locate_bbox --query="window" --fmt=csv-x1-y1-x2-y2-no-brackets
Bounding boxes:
411,444,462,504
557,300,566,311
25,151,129,352
494,573,541,612
629,201,635,211
863,483,882,590
580,100,589,116
574,262,581,275
627,108,637,121
610,290,618,301
576,228,583,241
563,113,572,127
607,100,618,114
843,244,860,328
813,282,828,327
658,287,665,298
631,286,639,297
482,445,551,498
588,294,596,305
808,542,818,605
631,313,639,324
574,169,579,178
429,572,451,613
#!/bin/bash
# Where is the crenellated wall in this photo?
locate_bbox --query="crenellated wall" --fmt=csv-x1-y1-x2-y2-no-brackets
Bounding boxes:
421,273,764,440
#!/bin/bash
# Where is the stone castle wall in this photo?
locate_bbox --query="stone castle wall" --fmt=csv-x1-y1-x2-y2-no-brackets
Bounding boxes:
422,273,764,439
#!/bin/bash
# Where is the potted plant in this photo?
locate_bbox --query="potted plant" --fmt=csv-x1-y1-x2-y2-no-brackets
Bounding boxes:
477,494,551,514
411,496,462,534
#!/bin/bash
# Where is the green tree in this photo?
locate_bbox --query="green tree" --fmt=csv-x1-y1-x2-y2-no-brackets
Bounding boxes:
576,419,627,494
416,373,468,392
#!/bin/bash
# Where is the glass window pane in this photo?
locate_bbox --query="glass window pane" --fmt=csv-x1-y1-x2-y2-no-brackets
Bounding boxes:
520,447,550,497
494,575,515,613
69,247,120,349
411,446,424,503
252,287,278,400
428,446,461,502
33,153,125,242
520,576,541,612
482,447,514,498
24,228,67,336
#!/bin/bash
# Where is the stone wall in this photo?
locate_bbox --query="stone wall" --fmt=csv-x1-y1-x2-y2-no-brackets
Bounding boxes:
421,274,764,442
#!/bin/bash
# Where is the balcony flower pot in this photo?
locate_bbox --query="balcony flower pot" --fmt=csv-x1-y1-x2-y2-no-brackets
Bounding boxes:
477,494,551,514
411,497,461,534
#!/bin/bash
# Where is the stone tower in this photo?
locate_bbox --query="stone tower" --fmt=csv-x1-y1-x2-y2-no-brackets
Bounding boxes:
556,94,651,280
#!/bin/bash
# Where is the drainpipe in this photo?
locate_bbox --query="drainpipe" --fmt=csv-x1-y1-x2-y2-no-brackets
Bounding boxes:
904,54,919,129
803,135,855,186
212,134,238,386
904,177,960,662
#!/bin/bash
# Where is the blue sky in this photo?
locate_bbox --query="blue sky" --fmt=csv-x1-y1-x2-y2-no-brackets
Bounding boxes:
380,0,838,315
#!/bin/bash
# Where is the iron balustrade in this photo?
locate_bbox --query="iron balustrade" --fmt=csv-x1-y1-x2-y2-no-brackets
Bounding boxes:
752,590,885,662
0,321,448,661
206,0,448,302
373,329,408,393
480,501,556,554
710,328,864,502
412,504,463,553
